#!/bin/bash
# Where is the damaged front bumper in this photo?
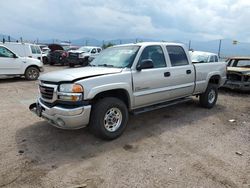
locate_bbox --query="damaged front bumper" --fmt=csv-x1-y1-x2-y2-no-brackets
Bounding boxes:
29,98,91,129
224,80,250,91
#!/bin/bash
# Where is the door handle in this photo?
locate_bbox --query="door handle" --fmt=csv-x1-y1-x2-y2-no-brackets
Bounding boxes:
186,70,192,74
164,72,171,77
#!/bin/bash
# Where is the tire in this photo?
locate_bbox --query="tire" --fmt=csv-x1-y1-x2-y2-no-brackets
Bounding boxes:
90,97,129,140
81,60,88,67
42,57,48,64
199,84,218,108
69,63,74,68
25,67,40,80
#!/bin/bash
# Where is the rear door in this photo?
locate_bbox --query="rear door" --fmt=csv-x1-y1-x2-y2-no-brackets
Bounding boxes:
165,45,195,99
0,46,22,75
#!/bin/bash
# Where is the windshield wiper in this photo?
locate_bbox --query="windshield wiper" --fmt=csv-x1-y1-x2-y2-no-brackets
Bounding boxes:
97,64,114,67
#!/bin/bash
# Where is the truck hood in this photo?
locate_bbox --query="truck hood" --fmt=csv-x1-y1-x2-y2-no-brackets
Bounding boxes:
227,67,250,75
39,66,123,82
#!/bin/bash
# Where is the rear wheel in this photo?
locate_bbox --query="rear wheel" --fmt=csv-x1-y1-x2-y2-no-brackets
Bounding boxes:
25,67,39,80
199,84,218,108
90,97,129,140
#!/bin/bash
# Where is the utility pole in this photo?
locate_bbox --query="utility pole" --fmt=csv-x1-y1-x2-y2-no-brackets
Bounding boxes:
218,39,222,58
188,40,191,50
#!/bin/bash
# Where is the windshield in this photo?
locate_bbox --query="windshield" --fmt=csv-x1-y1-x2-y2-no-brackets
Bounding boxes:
62,46,71,51
190,53,209,63
90,45,140,68
234,59,250,68
78,47,92,52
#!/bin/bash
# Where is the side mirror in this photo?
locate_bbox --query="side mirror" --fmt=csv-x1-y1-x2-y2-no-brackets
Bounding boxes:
13,54,18,58
136,59,154,71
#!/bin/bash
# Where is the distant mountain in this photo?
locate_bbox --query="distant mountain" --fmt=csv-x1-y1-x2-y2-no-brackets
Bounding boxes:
69,38,250,57
3,33,249,57
190,39,250,57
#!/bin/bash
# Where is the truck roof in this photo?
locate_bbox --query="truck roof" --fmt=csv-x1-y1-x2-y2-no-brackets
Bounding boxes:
190,50,218,56
227,56,250,60
115,42,185,47
0,42,38,46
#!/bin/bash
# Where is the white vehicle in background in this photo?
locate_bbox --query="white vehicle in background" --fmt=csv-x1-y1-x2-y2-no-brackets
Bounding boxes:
40,46,50,64
0,45,44,80
190,51,219,63
67,46,102,67
1,42,42,61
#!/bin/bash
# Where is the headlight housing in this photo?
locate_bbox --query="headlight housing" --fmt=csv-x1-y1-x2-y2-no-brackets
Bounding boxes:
58,84,83,101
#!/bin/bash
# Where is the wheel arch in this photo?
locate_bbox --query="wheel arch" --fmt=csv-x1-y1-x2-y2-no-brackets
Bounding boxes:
24,65,40,74
91,89,131,110
208,74,221,87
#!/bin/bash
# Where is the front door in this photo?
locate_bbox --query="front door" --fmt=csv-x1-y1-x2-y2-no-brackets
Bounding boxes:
0,46,21,75
132,45,171,108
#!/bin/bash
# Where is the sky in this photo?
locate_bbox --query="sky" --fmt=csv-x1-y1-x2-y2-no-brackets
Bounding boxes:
1,0,250,42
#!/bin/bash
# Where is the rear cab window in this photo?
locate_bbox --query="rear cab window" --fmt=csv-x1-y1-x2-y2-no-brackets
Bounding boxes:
31,45,41,54
166,46,189,66
35,46,41,54
214,56,218,62
209,55,215,62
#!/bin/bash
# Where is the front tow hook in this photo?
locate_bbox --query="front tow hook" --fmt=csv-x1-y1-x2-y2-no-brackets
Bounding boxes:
29,103,37,112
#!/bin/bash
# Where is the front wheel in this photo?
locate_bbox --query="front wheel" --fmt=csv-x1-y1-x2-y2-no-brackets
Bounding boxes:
25,67,40,80
199,84,218,108
90,97,129,140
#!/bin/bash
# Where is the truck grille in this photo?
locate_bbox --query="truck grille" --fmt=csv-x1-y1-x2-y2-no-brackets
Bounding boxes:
227,73,242,81
39,85,54,100
68,53,79,59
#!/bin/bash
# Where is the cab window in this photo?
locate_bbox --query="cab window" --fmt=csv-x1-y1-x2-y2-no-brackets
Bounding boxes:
91,48,96,54
139,45,166,68
209,56,215,62
166,46,189,66
214,56,218,62
35,46,41,54
0,46,15,58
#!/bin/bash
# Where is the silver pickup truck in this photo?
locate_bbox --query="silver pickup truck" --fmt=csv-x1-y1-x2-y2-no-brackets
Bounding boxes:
30,42,226,140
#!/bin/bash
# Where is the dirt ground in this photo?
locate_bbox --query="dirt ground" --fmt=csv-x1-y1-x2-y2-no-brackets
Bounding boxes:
0,65,249,188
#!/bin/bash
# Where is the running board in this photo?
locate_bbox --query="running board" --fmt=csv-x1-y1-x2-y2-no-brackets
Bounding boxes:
132,97,192,115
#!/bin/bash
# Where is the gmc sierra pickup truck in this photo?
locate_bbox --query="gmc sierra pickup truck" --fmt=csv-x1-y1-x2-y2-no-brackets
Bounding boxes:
29,42,226,140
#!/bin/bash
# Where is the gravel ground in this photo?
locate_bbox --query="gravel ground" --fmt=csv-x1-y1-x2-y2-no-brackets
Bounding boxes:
0,65,249,188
